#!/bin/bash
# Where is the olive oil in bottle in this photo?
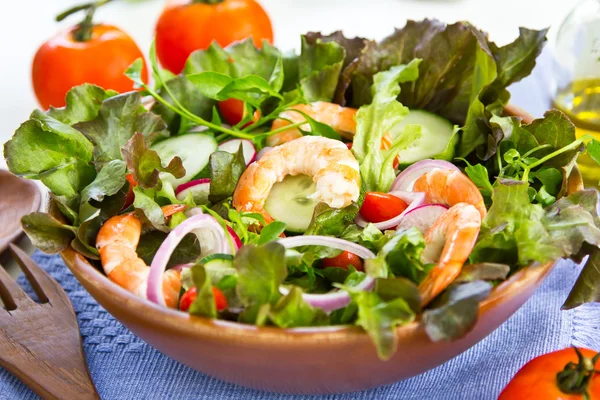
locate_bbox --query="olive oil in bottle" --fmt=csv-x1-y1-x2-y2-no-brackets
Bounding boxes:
552,0,600,187
553,79,600,186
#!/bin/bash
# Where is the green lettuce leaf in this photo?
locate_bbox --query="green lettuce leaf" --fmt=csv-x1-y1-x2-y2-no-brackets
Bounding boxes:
80,159,127,204
269,287,329,328
372,227,431,283
423,280,492,341
454,263,511,283
471,180,562,266
348,289,415,360
189,263,217,318
352,61,422,192
562,243,600,310
208,147,246,204
305,202,360,236
136,230,201,267
20,212,76,253
235,242,287,323
132,186,169,232
74,92,169,167
121,133,185,189
304,31,367,70
47,84,118,125
297,36,345,102
4,110,95,198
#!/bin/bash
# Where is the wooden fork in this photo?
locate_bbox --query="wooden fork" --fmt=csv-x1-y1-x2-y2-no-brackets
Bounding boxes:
0,245,99,400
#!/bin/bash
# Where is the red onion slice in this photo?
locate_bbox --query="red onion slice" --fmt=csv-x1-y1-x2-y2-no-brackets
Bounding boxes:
355,191,426,230
391,159,460,192
277,236,376,312
396,204,449,233
147,214,232,306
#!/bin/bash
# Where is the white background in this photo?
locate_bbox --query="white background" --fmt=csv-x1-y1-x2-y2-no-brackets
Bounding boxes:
0,0,572,170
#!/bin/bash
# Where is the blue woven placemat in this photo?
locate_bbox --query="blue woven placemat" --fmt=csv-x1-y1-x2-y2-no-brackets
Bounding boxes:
1,251,599,400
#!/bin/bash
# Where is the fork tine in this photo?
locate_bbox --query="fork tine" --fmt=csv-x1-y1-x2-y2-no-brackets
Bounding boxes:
0,262,34,310
9,245,53,304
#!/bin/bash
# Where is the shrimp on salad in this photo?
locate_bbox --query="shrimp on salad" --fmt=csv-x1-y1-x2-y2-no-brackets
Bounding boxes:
233,135,360,223
413,169,487,218
96,204,186,308
419,203,482,306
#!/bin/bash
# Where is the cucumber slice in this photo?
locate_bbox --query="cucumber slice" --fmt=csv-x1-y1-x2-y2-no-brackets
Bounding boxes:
391,110,458,165
201,254,236,285
151,134,218,187
264,175,319,233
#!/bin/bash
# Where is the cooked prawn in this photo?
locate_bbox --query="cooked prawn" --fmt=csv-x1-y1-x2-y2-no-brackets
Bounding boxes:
413,169,487,218
96,204,186,308
267,102,357,146
233,135,360,223
419,203,482,306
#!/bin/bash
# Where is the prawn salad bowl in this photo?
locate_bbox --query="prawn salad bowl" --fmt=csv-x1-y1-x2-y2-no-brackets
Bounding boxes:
6,20,600,394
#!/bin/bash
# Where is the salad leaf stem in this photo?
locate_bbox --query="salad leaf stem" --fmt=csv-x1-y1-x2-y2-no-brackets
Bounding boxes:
521,136,591,182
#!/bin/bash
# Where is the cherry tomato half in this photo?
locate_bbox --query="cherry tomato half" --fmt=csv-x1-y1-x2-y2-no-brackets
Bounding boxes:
218,98,261,126
499,347,600,400
359,192,408,223
179,287,228,312
155,0,273,74
32,24,147,110
322,251,364,272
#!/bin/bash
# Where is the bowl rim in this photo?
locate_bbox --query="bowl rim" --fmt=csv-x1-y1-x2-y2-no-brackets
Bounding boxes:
54,104,580,346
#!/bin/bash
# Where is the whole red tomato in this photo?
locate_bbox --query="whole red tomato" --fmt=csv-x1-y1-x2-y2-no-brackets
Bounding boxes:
155,0,273,74
32,24,148,110
499,347,600,399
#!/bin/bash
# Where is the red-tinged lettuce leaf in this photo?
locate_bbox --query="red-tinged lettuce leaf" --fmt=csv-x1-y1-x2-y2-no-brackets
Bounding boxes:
80,159,127,204
304,31,367,69
136,230,200,268
121,133,185,189
562,243,600,310
423,280,492,341
4,110,96,198
484,28,549,99
75,92,169,168
47,84,118,125
208,147,246,204
454,263,510,283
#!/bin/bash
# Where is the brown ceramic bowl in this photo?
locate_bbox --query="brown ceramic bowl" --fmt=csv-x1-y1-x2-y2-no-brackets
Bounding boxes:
54,106,581,394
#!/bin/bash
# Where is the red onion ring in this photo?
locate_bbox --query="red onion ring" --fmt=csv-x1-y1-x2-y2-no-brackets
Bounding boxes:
147,214,234,306
354,191,426,230
390,159,460,192
277,236,375,312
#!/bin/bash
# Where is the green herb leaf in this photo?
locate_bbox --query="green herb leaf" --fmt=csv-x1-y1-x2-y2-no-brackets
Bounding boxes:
189,263,217,318
463,162,494,198
269,287,329,328
4,110,95,198
208,147,246,204
423,281,492,341
257,221,287,245
47,84,118,125
235,242,287,323
121,133,185,189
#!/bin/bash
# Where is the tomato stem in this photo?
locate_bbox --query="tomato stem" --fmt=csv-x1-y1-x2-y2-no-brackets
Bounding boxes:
56,0,113,42
555,347,600,397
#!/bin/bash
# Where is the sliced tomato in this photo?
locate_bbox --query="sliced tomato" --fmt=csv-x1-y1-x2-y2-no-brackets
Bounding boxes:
359,192,408,223
178,286,228,312
322,251,364,272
